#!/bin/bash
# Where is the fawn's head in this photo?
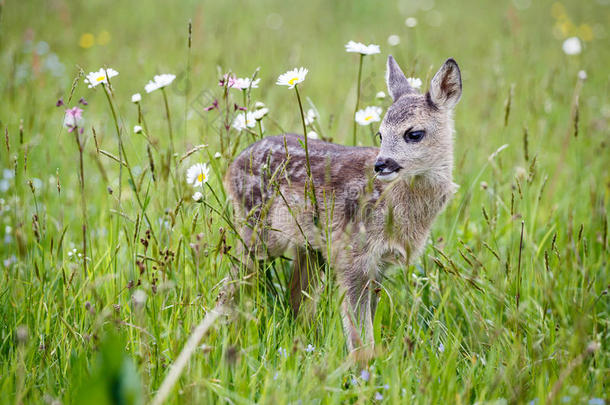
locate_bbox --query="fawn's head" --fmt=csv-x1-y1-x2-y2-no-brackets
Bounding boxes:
375,56,462,182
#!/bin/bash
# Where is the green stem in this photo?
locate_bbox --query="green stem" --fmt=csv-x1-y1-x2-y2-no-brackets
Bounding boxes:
103,85,123,207
161,87,175,159
257,120,264,140
352,54,364,146
74,129,87,276
104,86,159,245
294,85,319,223
102,84,123,287
222,84,230,155
161,87,185,226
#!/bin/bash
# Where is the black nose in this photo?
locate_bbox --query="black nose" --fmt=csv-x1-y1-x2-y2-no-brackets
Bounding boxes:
374,158,387,173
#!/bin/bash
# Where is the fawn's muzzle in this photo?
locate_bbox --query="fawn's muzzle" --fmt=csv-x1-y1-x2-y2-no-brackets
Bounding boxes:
374,157,402,176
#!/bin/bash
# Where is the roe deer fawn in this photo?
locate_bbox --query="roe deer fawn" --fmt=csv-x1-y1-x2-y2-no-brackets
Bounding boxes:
224,55,462,361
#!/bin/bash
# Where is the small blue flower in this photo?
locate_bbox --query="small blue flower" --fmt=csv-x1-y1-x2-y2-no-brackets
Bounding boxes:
361,369,370,382
588,399,605,405
374,392,383,401
305,344,315,353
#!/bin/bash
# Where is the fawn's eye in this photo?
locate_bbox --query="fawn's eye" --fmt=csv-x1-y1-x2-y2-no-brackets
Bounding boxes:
404,129,425,143
376,132,382,142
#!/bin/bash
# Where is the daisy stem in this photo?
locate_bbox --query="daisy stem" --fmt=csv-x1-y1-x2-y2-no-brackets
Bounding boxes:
257,120,264,140
101,85,123,288
103,85,123,208
137,102,158,153
294,85,319,223
161,87,185,213
370,125,377,145
161,87,175,158
352,54,364,146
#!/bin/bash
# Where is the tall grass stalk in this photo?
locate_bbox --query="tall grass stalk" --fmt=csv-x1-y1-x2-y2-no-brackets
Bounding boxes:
294,84,320,222
161,87,175,160
74,127,88,275
351,53,364,146
103,84,159,244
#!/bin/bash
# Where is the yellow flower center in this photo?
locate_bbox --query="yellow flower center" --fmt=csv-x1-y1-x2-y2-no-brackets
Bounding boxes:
365,115,373,121
96,75,106,82
197,173,206,183
288,77,299,85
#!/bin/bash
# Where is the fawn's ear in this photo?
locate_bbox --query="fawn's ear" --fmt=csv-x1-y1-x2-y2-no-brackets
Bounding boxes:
386,55,414,101
429,58,462,109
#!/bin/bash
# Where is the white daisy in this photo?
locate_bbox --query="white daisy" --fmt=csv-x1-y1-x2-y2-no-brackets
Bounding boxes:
304,108,317,125
345,41,380,55
84,68,119,88
276,67,308,89
192,191,203,202
233,77,260,90
131,93,142,103
232,112,257,131
145,73,176,93
406,77,422,89
307,131,318,139
133,125,142,134
387,35,400,46
252,107,269,120
254,101,265,109
186,163,210,187
355,106,383,126
376,91,386,99
214,152,222,159
405,17,418,27
562,37,582,55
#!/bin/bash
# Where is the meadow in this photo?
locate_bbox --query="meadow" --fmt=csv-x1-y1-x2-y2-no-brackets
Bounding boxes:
1,0,608,403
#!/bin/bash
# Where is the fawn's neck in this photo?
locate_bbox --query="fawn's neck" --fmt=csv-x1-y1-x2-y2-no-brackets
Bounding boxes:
383,169,454,254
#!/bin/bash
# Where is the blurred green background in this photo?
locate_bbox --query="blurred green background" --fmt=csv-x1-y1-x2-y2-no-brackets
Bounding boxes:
1,0,608,403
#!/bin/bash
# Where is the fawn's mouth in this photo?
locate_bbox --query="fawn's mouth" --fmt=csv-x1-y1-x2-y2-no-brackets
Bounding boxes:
376,167,401,181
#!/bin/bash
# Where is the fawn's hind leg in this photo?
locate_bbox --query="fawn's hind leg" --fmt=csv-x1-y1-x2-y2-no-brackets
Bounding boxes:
289,246,322,316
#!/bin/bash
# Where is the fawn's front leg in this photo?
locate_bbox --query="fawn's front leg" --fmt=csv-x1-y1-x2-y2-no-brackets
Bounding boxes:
339,269,376,363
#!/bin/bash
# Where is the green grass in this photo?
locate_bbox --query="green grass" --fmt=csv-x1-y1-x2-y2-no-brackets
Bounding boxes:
1,0,608,403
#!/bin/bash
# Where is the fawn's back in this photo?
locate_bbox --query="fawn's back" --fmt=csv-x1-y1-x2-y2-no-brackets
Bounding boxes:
225,133,381,254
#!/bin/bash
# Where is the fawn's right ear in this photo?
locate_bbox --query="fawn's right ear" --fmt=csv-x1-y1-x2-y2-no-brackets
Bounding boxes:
386,55,415,101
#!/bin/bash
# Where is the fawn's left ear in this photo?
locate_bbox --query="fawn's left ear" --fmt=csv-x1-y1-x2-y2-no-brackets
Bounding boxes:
429,58,462,109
